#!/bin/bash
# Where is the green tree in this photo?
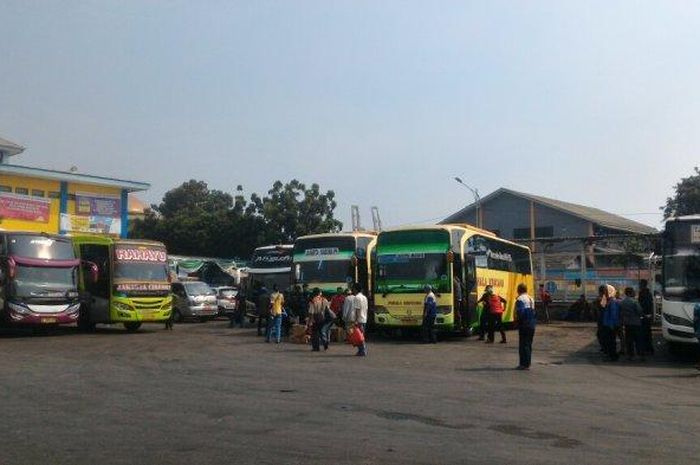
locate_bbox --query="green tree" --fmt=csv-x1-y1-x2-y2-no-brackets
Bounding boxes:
663,167,700,218
248,180,343,244
130,179,342,258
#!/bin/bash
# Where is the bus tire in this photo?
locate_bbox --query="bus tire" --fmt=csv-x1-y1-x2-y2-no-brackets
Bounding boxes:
124,322,142,332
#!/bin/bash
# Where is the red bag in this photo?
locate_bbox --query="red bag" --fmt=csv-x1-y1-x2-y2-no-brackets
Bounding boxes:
347,327,365,347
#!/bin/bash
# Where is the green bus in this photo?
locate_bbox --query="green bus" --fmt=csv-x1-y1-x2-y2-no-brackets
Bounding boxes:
73,235,172,332
374,225,534,333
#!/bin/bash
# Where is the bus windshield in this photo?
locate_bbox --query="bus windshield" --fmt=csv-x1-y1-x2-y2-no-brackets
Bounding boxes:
663,252,700,301
663,220,700,301
375,229,451,293
13,265,77,299
248,272,290,292
376,253,450,293
8,235,75,260
297,259,353,284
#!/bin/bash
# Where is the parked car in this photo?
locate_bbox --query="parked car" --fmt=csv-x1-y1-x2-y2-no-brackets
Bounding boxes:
214,286,238,317
171,280,218,322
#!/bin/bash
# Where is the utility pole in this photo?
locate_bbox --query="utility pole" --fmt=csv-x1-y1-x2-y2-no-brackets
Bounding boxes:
371,206,382,232
453,177,482,228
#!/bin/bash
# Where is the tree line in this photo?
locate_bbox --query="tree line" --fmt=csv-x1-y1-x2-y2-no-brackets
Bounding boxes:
130,179,342,259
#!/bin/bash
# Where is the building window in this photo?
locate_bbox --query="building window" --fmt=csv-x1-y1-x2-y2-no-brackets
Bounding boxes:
15,187,29,195
513,228,530,240
67,194,76,201
535,226,554,238
48,191,61,199
31,189,45,198
0,185,11,193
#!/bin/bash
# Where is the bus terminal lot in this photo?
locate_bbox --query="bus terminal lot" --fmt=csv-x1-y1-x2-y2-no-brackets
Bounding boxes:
1,322,699,465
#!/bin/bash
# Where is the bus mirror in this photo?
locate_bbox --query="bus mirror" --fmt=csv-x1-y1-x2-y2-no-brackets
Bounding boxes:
447,251,455,263
351,255,358,267
294,264,301,281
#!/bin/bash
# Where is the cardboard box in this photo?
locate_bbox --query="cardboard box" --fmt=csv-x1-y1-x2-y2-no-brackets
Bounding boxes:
292,324,307,338
330,327,346,343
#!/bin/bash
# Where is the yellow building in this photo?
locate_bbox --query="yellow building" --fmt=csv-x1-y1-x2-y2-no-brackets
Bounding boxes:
0,135,149,238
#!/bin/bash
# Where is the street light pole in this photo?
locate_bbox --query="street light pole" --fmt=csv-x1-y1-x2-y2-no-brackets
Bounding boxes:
454,177,482,228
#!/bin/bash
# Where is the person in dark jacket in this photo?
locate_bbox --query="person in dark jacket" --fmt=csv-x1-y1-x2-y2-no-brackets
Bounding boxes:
638,279,655,355
422,285,438,344
515,283,536,370
621,287,645,361
256,285,271,337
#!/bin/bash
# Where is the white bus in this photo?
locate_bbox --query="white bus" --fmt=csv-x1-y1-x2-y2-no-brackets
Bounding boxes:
661,216,700,347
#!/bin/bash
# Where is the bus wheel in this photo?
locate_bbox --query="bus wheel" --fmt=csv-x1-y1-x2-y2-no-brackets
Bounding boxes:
124,322,142,332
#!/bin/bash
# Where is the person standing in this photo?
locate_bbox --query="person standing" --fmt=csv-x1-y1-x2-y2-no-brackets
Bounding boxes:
351,284,369,356
486,288,507,344
422,285,438,344
476,286,493,341
330,287,346,326
620,287,644,361
307,288,331,352
233,286,247,328
602,285,621,361
539,284,552,324
266,285,284,344
256,285,271,337
593,285,608,352
638,279,655,355
341,288,355,330
515,283,536,370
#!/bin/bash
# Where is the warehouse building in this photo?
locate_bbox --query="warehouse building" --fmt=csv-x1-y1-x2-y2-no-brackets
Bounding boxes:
443,188,659,301
0,135,149,238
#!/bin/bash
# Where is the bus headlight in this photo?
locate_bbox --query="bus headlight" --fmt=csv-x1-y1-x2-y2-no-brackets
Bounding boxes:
663,312,693,328
114,302,134,313
436,306,452,315
374,306,389,314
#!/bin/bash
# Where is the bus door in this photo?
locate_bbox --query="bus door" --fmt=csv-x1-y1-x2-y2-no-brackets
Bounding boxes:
464,255,478,328
79,243,111,323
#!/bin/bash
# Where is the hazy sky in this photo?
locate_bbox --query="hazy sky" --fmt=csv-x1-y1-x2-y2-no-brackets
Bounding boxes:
1,1,698,230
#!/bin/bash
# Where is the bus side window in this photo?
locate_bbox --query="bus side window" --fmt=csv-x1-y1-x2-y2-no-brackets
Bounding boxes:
465,256,476,291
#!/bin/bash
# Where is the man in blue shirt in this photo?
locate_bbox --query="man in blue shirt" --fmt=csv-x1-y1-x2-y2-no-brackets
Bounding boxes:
515,283,536,370
422,285,438,344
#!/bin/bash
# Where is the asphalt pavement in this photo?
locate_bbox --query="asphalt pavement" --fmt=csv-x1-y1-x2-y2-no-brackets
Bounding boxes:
1,321,698,465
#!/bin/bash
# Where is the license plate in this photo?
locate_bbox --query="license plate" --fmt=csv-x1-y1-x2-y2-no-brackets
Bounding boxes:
41,317,57,324
400,318,419,324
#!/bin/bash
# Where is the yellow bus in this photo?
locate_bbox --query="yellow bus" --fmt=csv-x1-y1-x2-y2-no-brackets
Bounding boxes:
373,224,534,333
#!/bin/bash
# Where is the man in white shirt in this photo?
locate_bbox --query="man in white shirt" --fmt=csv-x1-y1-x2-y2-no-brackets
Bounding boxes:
352,284,369,356
342,289,355,328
